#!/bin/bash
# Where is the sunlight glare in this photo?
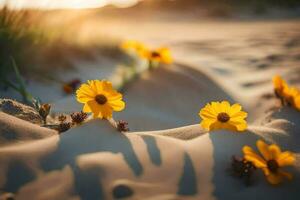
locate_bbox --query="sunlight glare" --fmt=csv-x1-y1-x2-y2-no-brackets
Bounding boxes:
0,0,140,9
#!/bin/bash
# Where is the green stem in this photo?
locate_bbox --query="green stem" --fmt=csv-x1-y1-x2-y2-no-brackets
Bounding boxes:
10,57,33,103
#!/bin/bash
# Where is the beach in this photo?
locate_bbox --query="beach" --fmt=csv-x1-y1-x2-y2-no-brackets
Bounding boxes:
1,4,300,200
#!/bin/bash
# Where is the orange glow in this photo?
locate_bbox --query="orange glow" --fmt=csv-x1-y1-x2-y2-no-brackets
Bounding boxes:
1,0,140,9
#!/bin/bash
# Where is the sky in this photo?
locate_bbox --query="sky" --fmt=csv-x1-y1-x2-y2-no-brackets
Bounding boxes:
0,0,140,9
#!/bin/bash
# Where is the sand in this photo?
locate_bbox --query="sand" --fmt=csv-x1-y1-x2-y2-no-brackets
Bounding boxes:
0,107,299,199
0,112,56,145
1,10,300,200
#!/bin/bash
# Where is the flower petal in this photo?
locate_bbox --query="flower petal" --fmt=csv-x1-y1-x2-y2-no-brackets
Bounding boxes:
277,151,295,167
88,80,100,94
158,47,172,64
200,107,217,120
99,105,113,119
231,111,248,119
262,167,270,176
229,103,242,116
278,170,293,180
220,101,230,113
87,100,101,118
107,92,123,101
266,173,283,185
83,103,92,113
109,100,125,111
211,102,222,114
219,122,237,131
243,146,266,168
269,144,282,160
228,119,247,131
257,140,272,161
76,84,95,103
101,80,113,92
200,119,215,130
209,121,224,131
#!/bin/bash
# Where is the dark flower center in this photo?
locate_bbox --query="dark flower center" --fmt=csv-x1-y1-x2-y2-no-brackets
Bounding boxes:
95,94,107,105
217,112,230,123
267,159,279,173
151,51,161,58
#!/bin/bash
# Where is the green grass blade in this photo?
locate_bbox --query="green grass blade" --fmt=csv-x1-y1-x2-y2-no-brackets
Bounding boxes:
10,57,33,103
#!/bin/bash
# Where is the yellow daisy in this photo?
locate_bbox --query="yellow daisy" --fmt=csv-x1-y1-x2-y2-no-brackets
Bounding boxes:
273,75,300,111
283,86,300,108
144,47,173,64
199,101,247,131
272,75,287,97
243,140,295,185
294,95,300,110
120,40,146,56
76,80,125,119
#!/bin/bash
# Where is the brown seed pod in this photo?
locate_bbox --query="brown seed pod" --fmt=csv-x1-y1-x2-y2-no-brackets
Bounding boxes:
71,111,88,124
117,120,130,132
231,155,256,186
39,103,51,124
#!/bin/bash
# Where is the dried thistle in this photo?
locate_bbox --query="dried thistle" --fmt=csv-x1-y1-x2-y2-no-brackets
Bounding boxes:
38,103,51,124
117,120,129,132
69,78,81,88
57,122,71,133
63,84,73,94
71,111,87,124
231,156,256,186
58,114,67,122
62,78,81,94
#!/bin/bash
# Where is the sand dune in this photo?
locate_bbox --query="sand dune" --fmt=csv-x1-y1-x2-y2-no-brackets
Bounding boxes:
1,11,300,200
0,106,299,199
0,112,56,145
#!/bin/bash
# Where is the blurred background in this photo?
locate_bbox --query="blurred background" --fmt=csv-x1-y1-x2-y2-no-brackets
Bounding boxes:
0,0,300,119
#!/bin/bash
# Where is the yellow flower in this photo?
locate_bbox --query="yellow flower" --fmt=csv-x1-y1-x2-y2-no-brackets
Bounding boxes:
199,101,247,131
76,80,125,119
272,75,287,97
243,140,295,185
294,95,300,110
272,75,300,111
144,47,173,64
283,86,300,109
120,40,146,56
